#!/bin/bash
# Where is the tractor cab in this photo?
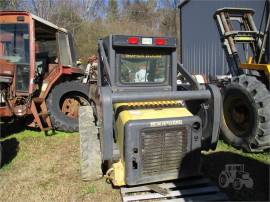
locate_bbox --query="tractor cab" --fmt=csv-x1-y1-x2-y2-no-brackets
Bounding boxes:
0,11,88,133
0,11,77,95
225,164,244,173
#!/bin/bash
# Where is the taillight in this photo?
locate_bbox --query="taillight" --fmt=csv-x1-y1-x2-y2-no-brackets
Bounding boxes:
128,37,139,44
155,38,166,45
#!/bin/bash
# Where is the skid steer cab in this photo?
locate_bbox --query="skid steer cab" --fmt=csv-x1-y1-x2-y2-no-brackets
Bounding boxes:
79,35,222,186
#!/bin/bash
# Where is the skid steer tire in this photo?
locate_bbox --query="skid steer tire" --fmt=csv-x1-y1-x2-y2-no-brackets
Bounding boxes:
46,80,90,132
221,75,270,152
79,106,102,181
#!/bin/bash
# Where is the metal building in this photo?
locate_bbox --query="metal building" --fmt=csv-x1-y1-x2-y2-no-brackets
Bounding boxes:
178,0,269,77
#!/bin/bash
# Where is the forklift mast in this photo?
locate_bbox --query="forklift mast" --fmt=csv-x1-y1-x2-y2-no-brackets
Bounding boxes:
214,8,265,76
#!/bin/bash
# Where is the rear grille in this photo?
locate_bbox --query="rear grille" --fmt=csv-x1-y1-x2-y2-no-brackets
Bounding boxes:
141,126,188,175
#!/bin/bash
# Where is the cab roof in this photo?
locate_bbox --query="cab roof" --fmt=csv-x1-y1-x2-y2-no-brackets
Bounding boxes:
0,10,67,33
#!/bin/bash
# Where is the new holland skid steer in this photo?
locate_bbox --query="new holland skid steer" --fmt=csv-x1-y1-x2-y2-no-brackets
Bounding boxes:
214,7,270,152
79,35,223,200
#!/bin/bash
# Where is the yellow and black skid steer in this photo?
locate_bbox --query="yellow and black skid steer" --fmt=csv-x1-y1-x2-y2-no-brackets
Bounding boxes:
79,35,226,201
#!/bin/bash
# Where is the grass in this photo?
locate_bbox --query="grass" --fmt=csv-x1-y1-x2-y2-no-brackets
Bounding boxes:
0,127,120,202
0,125,269,201
204,140,270,164
81,185,96,195
202,140,270,201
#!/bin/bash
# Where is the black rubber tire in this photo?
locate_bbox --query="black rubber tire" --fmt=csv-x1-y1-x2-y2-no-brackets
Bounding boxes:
79,106,103,181
221,75,270,152
46,80,90,132
219,172,229,188
233,178,243,190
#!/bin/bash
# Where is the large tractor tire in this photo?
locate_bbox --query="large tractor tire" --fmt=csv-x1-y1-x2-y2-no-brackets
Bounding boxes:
46,80,90,132
221,75,270,152
79,106,103,181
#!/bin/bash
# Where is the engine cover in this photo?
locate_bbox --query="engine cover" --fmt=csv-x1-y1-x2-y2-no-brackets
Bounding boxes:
115,106,202,186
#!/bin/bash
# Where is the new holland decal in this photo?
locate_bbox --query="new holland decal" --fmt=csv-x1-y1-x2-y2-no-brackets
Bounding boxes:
150,120,182,127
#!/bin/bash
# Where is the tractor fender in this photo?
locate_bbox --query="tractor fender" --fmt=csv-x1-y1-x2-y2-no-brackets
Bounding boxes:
40,65,84,99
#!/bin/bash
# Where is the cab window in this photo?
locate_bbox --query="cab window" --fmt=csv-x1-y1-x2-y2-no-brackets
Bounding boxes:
118,53,170,84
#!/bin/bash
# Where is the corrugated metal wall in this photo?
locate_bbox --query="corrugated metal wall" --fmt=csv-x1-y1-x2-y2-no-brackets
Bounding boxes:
179,0,267,77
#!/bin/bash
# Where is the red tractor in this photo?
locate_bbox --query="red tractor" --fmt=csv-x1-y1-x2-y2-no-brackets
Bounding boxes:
0,11,90,135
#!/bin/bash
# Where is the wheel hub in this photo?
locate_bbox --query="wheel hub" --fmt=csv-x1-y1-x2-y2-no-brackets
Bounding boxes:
60,94,89,119
61,98,80,118
224,92,253,137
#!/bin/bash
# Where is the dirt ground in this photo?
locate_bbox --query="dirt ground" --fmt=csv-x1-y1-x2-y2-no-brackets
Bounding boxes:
0,124,269,202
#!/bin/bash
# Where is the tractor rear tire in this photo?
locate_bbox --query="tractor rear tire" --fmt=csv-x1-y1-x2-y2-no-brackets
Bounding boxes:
46,80,90,132
221,75,270,152
79,106,103,181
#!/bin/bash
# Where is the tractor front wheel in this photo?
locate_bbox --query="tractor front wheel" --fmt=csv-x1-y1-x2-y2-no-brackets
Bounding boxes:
233,178,243,190
46,80,90,132
219,172,229,188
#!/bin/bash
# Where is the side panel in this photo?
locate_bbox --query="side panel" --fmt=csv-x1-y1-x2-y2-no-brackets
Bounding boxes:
124,116,202,186
179,0,266,77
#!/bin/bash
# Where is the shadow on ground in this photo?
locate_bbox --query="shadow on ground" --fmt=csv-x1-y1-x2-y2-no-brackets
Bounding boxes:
0,138,19,167
0,120,26,138
0,121,25,167
202,151,270,201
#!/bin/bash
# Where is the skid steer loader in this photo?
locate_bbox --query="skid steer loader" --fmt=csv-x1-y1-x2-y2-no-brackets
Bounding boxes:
79,35,222,189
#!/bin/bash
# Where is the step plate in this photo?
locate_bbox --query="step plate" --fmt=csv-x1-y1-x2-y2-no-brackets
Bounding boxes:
120,176,228,202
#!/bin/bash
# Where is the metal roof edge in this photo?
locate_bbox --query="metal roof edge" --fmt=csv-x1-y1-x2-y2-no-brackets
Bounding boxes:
177,0,191,9
30,13,67,33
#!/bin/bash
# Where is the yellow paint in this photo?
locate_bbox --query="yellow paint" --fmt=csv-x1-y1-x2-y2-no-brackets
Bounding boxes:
112,160,126,186
112,101,193,186
117,107,192,123
240,63,270,80
247,57,253,64
234,36,254,41
114,100,181,108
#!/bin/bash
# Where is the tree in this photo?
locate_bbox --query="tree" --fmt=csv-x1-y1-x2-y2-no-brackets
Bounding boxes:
29,0,56,20
107,0,118,21
0,0,20,10
49,2,83,35
158,0,178,37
